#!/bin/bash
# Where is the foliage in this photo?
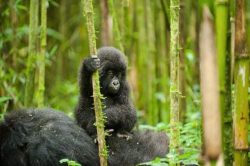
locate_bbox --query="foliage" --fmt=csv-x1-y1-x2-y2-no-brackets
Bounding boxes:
47,80,78,114
59,159,81,166
139,116,201,165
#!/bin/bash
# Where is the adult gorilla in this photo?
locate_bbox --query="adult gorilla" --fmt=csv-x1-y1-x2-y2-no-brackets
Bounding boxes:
0,109,99,166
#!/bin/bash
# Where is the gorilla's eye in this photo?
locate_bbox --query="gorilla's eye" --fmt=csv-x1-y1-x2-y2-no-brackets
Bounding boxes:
107,70,113,76
118,73,122,79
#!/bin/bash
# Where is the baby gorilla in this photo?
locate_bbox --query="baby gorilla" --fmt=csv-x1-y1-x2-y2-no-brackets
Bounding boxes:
0,109,99,166
75,47,137,137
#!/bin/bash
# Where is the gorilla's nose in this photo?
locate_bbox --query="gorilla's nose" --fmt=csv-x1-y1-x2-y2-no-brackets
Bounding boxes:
113,80,119,86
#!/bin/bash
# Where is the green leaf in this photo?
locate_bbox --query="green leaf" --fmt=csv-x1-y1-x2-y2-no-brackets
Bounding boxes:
0,97,12,104
59,159,69,163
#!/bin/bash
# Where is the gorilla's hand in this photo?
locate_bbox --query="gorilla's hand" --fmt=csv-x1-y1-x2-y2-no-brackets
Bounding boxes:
84,57,100,73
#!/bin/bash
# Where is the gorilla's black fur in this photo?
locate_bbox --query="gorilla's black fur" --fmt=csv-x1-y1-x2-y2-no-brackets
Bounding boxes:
107,130,169,166
0,109,99,166
76,47,137,136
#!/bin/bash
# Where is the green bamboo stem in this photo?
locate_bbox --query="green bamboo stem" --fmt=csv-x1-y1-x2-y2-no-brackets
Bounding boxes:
109,0,124,52
140,0,150,124
179,0,186,122
136,0,148,122
56,0,66,83
234,60,249,166
154,2,170,124
145,0,158,125
101,0,110,46
35,0,47,107
159,2,171,116
9,0,18,67
122,0,130,54
169,0,180,164
24,0,39,107
124,2,129,54
83,0,108,165
230,0,235,83
215,0,229,132
233,0,249,165
140,0,151,125
215,0,233,164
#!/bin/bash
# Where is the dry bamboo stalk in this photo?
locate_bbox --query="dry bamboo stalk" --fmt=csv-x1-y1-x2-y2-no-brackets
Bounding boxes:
199,6,222,160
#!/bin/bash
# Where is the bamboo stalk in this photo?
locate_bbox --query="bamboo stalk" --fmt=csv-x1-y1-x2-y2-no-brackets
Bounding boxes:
83,0,108,165
108,0,124,52
24,0,39,107
136,0,148,122
122,0,130,55
9,0,18,67
145,0,158,125
215,0,233,164
154,1,169,124
160,0,171,124
35,0,47,107
230,0,235,83
179,0,186,122
56,0,66,83
101,0,110,46
233,0,249,165
169,0,180,164
199,6,222,164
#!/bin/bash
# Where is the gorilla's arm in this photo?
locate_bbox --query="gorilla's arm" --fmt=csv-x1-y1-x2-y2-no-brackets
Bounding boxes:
76,101,137,136
104,83,137,133
79,57,100,97
104,104,137,132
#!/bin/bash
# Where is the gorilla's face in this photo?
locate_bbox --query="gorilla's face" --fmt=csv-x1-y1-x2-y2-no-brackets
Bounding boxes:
95,47,127,96
100,68,125,95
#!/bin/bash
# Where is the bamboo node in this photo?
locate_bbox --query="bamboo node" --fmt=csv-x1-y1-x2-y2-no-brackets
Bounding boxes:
215,0,229,6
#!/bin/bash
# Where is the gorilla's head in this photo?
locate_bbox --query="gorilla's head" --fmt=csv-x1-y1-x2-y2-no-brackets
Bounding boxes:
97,47,128,96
